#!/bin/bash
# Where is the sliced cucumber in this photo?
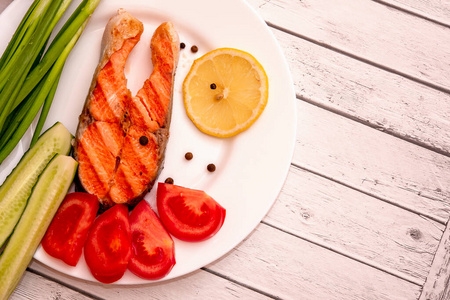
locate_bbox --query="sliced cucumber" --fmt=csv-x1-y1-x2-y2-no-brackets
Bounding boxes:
0,122,72,247
0,154,77,300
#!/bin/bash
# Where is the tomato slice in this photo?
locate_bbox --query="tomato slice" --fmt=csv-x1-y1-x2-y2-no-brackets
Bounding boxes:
128,200,175,280
84,204,131,283
156,183,226,242
41,192,99,266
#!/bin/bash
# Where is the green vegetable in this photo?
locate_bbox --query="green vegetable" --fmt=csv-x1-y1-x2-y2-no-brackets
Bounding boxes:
30,19,91,146
13,0,102,113
0,0,40,70
0,0,72,131
0,21,89,154
0,154,77,300
0,122,72,248
0,0,101,164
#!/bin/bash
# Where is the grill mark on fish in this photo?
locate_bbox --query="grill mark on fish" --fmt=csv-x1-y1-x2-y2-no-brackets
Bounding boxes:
77,121,124,199
74,10,179,209
89,37,139,123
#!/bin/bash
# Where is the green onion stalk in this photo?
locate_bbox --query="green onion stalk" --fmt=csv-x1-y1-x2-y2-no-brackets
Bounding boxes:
0,0,72,128
0,0,102,164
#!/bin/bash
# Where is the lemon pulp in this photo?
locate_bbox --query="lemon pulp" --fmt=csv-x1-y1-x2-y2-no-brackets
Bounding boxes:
183,48,268,138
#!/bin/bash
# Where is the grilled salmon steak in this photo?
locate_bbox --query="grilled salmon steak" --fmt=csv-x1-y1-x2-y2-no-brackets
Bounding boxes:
73,9,180,209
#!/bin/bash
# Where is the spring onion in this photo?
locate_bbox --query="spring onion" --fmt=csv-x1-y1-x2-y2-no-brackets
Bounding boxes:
0,0,102,164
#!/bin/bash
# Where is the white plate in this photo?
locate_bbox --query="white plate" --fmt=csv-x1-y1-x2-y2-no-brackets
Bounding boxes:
0,0,296,284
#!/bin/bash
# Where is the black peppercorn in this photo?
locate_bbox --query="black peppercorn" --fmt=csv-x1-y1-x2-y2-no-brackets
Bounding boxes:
207,164,216,172
165,177,174,184
185,152,193,160
139,136,149,146
180,42,185,49
191,45,198,53
210,83,216,89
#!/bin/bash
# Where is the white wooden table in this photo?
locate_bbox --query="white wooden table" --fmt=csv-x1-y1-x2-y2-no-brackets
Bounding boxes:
2,0,450,299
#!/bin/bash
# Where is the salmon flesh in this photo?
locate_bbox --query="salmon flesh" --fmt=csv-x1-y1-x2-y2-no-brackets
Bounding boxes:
73,10,180,209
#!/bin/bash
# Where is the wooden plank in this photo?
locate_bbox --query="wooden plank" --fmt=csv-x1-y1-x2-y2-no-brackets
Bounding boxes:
271,28,450,154
28,261,271,299
206,223,421,300
265,165,444,283
248,0,450,91
294,100,450,224
376,0,450,26
420,221,450,300
10,271,90,300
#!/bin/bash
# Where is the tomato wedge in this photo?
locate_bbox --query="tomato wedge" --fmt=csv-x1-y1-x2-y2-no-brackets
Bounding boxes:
128,200,175,279
84,204,131,283
41,192,99,266
156,183,226,242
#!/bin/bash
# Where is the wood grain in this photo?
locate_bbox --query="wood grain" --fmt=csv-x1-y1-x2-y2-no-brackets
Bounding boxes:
271,28,450,155
27,261,272,300
10,271,90,300
265,165,443,283
376,0,450,26
206,223,421,300
248,0,450,92
295,100,450,224
420,221,450,300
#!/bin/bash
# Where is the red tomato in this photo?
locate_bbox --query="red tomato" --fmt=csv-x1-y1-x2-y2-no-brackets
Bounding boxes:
156,183,226,242
128,200,175,280
84,204,131,283
41,192,99,266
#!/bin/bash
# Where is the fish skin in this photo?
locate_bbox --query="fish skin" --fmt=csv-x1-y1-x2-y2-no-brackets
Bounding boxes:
73,9,180,209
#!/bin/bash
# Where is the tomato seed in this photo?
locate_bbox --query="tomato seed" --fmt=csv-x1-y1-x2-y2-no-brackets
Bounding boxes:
165,177,174,184
185,152,193,160
207,164,216,172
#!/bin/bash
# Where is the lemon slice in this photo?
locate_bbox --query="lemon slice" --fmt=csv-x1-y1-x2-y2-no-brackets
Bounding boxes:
183,48,268,137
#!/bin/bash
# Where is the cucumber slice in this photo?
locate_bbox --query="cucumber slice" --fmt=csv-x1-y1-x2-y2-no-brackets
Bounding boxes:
0,122,72,247
0,154,77,299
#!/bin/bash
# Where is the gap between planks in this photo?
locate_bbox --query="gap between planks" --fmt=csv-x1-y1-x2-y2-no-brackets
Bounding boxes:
26,267,104,300
29,266,253,300
200,267,280,300
261,163,429,287
371,0,450,29
260,4,450,157
264,18,450,157
291,155,446,225
295,93,450,159
260,218,424,287
419,217,450,300
265,21,450,96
